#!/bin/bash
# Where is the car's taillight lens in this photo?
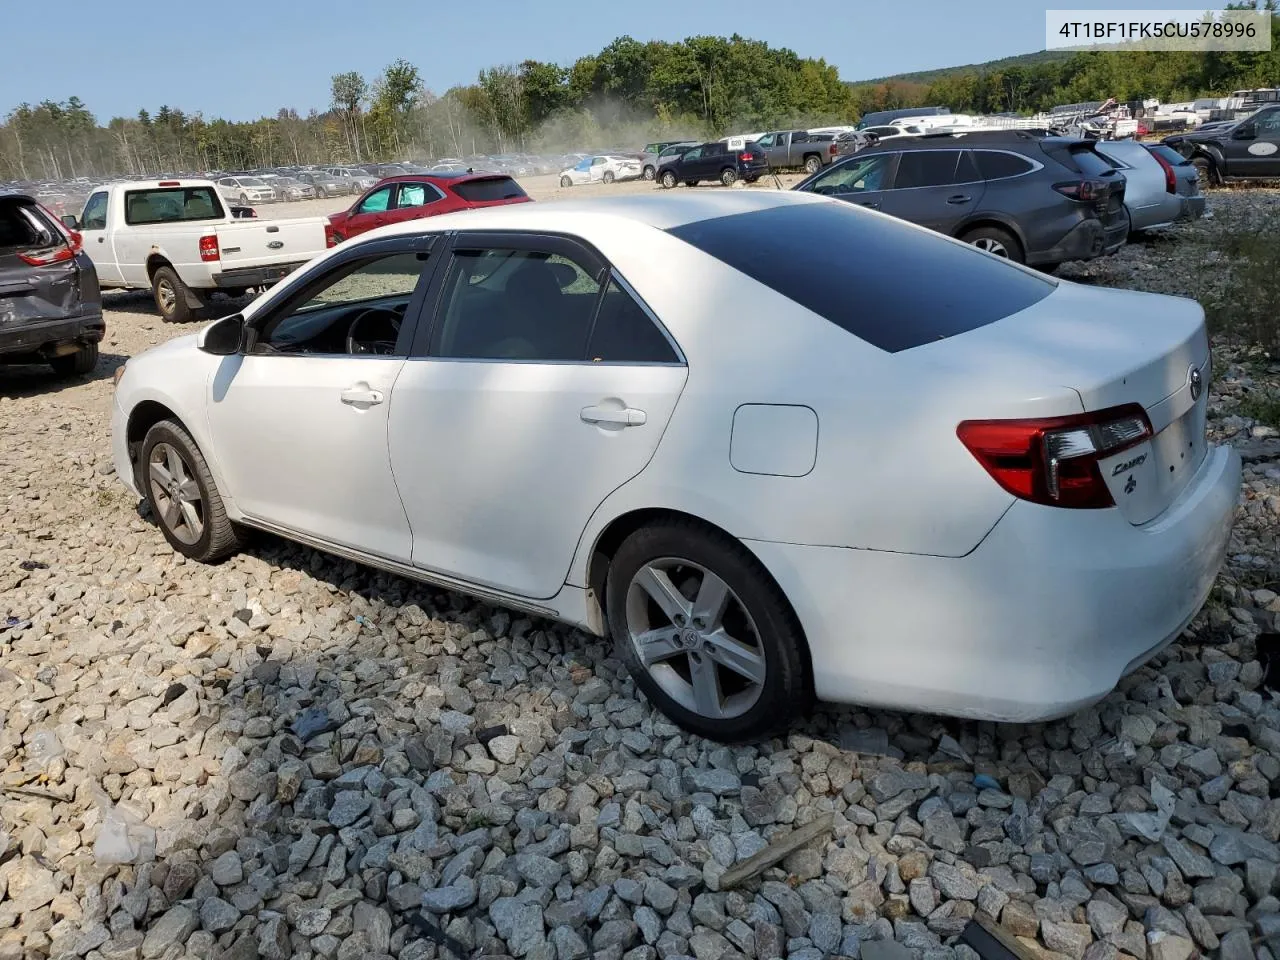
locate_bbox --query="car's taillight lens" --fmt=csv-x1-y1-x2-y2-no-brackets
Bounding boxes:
1054,179,1110,202
199,235,219,262
829,143,838,156
17,243,75,266
1150,151,1178,193
324,223,338,248
957,404,1152,509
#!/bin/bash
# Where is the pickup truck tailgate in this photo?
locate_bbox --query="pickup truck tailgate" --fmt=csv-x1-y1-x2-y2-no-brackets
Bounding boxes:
214,218,327,270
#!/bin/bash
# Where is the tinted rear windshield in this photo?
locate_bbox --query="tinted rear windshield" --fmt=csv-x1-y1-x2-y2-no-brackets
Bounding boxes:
667,201,1054,353
124,187,224,225
1041,141,1116,177
452,177,528,202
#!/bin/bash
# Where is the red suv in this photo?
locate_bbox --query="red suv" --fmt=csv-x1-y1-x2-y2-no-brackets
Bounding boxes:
326,172,532,245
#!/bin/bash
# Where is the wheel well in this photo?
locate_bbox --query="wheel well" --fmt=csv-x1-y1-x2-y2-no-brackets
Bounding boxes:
126,400,183,482
584,508,813,686
146,255,172,282
956,219,1025,258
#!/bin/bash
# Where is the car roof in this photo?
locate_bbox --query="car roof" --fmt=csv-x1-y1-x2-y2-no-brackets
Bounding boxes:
373,172,511,186
370,189,826,238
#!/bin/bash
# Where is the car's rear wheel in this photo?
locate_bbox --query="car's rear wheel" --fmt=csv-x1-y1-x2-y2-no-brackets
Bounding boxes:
49,341,98,377
152,266,198,323
142,420,246,563
603,170,615,184
660,171,677,189
803,155,822,174
685,180,698,188
560,175,572,187
720,168,738,186
606,519,811,742
960,226,1023,263
643,165,655,181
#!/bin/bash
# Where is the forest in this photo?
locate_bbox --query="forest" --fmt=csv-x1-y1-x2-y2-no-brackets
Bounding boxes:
2,15,1277,181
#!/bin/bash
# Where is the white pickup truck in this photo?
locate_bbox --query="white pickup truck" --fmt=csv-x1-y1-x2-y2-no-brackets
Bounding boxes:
64,179,328,322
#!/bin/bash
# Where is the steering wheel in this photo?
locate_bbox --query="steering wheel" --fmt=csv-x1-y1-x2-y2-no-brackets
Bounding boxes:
346,307,402,355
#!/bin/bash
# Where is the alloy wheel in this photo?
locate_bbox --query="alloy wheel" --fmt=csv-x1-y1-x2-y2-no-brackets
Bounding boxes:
148,442,205,545
624,558,766,719
971,237,1009,257
156,278,177,314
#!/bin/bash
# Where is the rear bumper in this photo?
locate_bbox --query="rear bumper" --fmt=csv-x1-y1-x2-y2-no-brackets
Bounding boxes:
0,311,105,358
747,443,1240,722
1033,216,1125,266
212,262,309,289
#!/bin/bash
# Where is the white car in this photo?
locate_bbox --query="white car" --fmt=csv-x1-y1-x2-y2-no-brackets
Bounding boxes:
109,191,1240,741
216,176,276,205
558,155,643,187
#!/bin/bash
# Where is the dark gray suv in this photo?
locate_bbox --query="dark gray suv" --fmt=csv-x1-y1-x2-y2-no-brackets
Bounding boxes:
792,131,1129,269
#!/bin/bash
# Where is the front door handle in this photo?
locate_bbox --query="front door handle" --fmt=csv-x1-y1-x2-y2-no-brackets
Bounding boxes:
581,405,646,426
946,194,972,204
857,201,880,209
341,385,384,406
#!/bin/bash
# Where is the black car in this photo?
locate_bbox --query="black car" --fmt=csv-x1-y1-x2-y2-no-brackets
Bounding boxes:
656,141,769,188
1162,104,1280,185
792,131,1128,269
0,192,104,376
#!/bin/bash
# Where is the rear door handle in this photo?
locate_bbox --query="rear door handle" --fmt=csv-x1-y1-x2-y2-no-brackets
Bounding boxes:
581,405,646,426
341,385,384,406
857,201,880,209
947,194,972,204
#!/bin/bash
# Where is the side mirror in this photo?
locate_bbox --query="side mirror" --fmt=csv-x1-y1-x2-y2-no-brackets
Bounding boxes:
1233,125,1256,140
61,214,80,229
198,314,245,356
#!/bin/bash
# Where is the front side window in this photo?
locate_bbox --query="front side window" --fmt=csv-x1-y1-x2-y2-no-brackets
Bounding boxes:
806,154,895,195
253,251,428,356
1254,109,1280,134
892,150,962,189
432,248,602,361
81,192,108,230
356,186,392,215
757,134,776,147
124,187,222,225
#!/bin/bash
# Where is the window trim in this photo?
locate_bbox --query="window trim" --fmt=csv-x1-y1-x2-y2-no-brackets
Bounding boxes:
410,230,685,366
241,234,439,359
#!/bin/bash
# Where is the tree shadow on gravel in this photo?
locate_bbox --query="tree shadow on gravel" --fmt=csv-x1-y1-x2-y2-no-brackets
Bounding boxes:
0,351,129,398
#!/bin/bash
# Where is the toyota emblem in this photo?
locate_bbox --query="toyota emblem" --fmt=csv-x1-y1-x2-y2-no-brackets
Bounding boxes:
1189,365,1203,401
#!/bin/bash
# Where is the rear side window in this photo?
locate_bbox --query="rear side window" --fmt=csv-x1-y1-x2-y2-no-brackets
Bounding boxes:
1041,141,1115,176
124,187,223,225
668,202,1054,353
587,278,679,364
1146,145,1192,166
893,151,962,188
452,177,527,202
974,151,1035,180
0,200,46,248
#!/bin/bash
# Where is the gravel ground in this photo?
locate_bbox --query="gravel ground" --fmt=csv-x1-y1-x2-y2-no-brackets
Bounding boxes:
0,179,1278,960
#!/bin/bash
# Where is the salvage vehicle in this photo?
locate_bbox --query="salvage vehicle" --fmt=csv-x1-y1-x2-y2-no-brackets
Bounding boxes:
793,132,1129,270
1,192,104,376
752,131,839,173
64,179,329,322
1093,140,1205,233
656,141,769,187
558,155,644,187
110,191,1239,740
1162,104,1280,185
326,172,531,245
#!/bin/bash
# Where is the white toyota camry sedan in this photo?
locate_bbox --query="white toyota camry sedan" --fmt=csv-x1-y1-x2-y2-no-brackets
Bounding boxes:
110,190,1240,741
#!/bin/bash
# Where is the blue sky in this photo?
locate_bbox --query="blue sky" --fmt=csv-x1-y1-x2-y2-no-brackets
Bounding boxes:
3,0,1184,122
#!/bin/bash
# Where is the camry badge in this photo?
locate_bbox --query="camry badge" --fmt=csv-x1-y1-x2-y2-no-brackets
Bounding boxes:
1189,365,1202,401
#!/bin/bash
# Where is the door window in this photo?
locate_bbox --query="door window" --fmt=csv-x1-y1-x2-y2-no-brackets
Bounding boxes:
587,278,680,364
892,150,962,189
592,157,606,166
757,134,776,148
1254,110,1280,136
432,247,603,361
252,251,429,356
679,147,703,163
396,183,439,208
81,192,108,230
806,154,895,195
356,186,392,215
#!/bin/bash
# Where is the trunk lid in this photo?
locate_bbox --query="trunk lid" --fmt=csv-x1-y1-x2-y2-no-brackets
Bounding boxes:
916,280,1210,525
212,218,328,270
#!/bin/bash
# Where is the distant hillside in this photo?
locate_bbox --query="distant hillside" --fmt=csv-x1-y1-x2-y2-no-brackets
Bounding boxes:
850,50,1075,87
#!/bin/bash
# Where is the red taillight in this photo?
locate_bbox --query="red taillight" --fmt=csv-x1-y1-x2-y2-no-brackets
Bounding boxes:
829,143,838,156
17,244,75,266
957,404,1152,509
198,234,219,262
324,222,339,248
1053,179,1110,202
159,180,180,186
740,152,754,161
1149,150,1178,194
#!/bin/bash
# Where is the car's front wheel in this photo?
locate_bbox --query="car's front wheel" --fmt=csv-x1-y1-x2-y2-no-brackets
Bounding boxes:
660,171,677,189
142,419,246,563
560,175,572,187
1192,156,1218,188
643,165,655,181
606,519,811,742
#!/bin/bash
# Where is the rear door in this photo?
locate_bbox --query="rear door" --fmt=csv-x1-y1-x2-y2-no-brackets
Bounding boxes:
877,149,984,232
388,181,447,226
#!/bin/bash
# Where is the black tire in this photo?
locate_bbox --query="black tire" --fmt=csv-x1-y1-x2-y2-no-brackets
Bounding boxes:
1192,157,1217,188
803,155,822,174
643,165,656,181
660,171,678,189
720,168,738,187
684,180,698,188
152,266,197,323
560,175,572,188
602,170,615,184
238,193,248,205
745,177,759,184
49,341,98,377
959,225,1024,264
605,519,812,742
317,187,328,199
141,419,247,563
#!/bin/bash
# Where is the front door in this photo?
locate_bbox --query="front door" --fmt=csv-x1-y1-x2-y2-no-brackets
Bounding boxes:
1230,107,1280,176
388,232,688,599
803,152,898,212
76,191,123,286
344,184,395,239
205,240,437,560
675,146,705,181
